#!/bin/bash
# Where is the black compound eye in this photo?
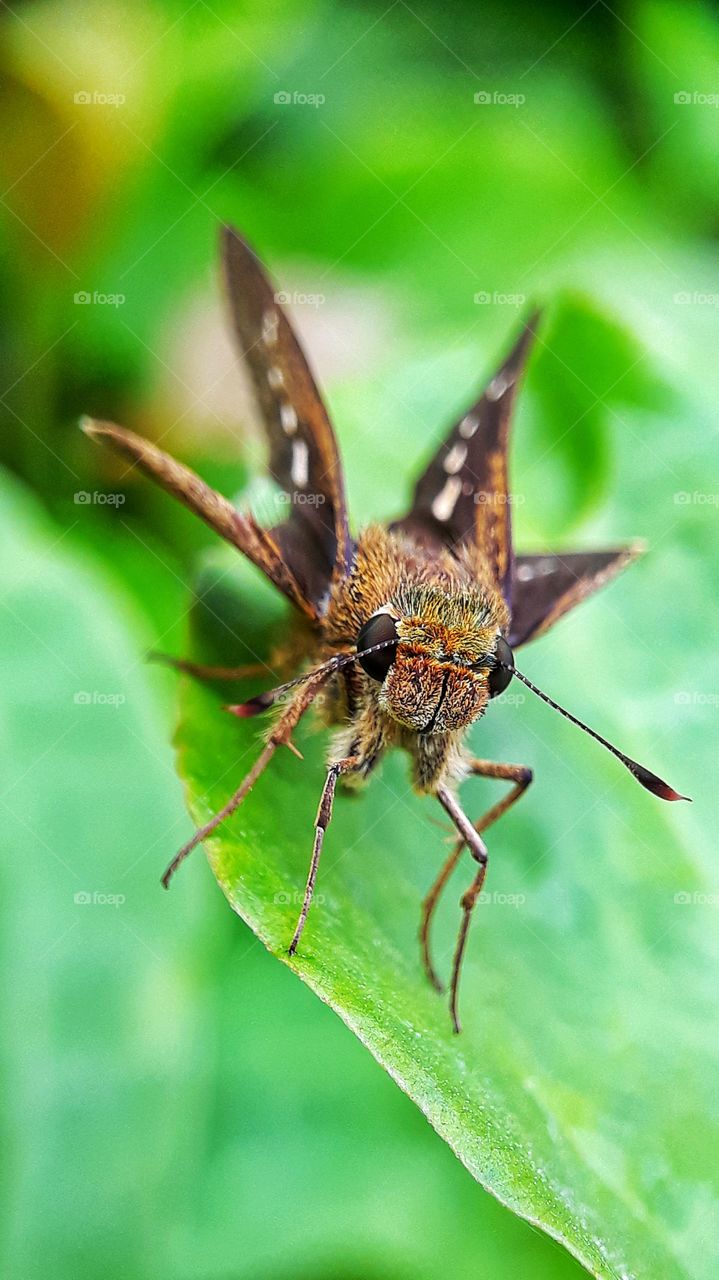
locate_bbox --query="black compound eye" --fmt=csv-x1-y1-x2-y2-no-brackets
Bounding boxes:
488,636,514,698
356,612,399,681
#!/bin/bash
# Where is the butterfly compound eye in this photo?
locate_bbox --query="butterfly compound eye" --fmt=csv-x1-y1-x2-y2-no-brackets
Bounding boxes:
488,636,514,698
356,612,399,681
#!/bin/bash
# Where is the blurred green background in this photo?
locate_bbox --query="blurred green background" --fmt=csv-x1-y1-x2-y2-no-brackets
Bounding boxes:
1,1,717,1276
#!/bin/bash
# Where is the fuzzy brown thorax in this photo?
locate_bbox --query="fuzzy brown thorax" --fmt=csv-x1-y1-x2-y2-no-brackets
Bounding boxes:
325,524,508,640
324,526,509,738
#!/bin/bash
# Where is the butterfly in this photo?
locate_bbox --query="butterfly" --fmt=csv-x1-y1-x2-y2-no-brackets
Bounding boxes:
83,226,688,1032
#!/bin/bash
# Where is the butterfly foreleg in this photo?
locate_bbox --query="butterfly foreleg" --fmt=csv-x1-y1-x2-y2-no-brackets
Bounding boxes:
148,630,314,686
288,753,362,955
288,702,389,953
148,654,268,682
161,667,329,888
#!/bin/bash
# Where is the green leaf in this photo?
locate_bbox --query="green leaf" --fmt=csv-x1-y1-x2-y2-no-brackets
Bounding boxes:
176,351,716,1279
0,468,592,1279
0,472,208,1278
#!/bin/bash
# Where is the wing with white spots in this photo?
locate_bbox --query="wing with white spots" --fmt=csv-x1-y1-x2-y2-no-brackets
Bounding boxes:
392,313,540,607
509,547,642,648
222,226,352,612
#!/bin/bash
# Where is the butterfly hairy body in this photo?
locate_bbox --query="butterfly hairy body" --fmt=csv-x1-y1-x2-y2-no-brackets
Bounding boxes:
318,524,508,794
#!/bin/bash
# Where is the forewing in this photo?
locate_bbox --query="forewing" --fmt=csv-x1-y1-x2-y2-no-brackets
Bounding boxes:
222,225,352,610
82,419,318,621
509,547,642,648
393,312,540,605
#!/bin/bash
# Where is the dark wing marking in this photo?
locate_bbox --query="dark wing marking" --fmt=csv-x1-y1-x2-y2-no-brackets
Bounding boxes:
509,547,643,649
392,312,540,607
81,419,318,621
222,225,352,611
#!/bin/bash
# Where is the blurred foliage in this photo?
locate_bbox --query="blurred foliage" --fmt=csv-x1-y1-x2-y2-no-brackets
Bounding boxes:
1,0,718,1276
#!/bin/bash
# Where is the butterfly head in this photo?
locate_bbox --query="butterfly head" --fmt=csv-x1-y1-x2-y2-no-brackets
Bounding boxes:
356,586,513,734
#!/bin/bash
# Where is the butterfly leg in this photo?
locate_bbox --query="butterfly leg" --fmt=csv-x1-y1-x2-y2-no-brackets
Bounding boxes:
420,760,532,992
288,754,361,956
161,669,328,888
148,631,311,684
419,843,462,994
148,653,268,681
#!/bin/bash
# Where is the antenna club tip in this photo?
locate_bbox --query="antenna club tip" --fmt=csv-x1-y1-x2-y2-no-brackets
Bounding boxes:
634,766,691,803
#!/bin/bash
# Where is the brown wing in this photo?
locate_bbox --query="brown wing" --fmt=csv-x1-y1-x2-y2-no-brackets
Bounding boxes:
509,547,643,648
81,419,318,621
222,225,352,611
392,312,540,607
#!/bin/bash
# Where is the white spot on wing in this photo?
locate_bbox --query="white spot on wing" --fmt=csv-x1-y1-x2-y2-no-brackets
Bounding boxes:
443,442,467,474
280,403,298,435
486,371,514,402
261,309,279,347
516,558,555,582
291,439,309,488
459,414,479,439
267,366,284,390
431,476,462,523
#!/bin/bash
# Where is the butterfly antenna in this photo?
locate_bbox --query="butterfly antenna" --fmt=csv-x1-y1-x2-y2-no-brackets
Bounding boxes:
225,638,399,717
507,664,690,802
